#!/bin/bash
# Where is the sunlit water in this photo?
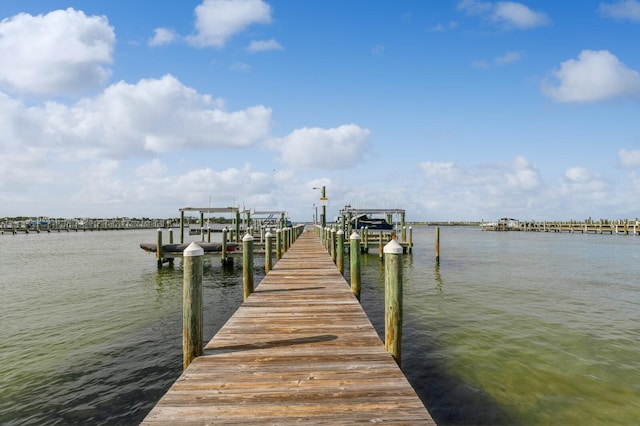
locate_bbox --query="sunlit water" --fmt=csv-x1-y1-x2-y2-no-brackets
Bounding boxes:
1,227,639,425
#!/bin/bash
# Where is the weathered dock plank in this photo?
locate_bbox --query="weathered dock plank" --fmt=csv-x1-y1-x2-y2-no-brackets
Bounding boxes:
142,230,435,425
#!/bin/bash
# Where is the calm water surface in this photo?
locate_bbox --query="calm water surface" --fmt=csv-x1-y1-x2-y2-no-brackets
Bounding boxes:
1,227,639,425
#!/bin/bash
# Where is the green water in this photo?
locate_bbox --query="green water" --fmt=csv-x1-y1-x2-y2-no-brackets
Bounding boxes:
1,227,639,424
365,227,640,425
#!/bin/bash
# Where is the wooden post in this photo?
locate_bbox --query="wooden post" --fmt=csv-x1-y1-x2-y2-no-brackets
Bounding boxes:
283,228,289,253
336,229,344,275
169,228,174,244
207,227,211,242
265,231,273,273
243,233,254,301
401,211,406,241
350,231,361,301
221,227,229,265
180,210,185,244
379,231,384,258
384,239,404,366
363,227,369,253
325,227,330,252
156,229,163,268
183,242,204,370
409,227,413,253
435,226,440,262
330,228,336,263
276,228,282,260
235,211,241,243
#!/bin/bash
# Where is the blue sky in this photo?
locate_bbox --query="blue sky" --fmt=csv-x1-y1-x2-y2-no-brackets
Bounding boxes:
1,0,640,221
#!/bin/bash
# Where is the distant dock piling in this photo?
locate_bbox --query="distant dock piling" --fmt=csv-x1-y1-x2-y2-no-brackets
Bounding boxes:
435,227,440,262
156,229,163,268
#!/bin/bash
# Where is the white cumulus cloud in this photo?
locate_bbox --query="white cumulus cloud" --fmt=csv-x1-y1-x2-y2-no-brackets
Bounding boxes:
458,0,550,29
618,149,640,168
247,39,282,52
149,27,178,46
599,0,640,21
270,124,370,170
0,8,114,96
542,50,640,103
187,0,272,48
0,75,272,161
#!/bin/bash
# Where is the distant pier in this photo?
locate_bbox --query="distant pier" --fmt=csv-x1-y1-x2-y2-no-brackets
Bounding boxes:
1,218,170,234
481,218,640,235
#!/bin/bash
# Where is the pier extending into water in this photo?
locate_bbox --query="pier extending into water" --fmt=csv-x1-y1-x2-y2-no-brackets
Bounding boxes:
481,218,640,235
142,229,434,424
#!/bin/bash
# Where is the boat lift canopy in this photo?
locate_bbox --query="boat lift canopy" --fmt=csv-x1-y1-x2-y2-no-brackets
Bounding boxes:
179,207,243,214
338,207,406,216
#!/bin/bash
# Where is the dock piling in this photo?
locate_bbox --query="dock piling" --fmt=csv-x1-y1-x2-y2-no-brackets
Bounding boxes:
336,229,344,274
350,231,361,301
265,231,273,273
384,239,404,366
156,229,163,268
221,227,229,265
435,227,440,262
182,242,204,370
276,228,282,260
243,234,254,301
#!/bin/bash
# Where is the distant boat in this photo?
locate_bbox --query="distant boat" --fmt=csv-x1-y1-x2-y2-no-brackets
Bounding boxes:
351,214,393,230
27,219,48,229
140,242,238,255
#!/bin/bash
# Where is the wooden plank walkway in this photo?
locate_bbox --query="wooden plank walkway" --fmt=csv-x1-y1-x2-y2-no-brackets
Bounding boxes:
142,229,435,424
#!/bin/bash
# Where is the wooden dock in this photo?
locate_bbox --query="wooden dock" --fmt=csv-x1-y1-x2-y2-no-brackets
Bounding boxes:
142,230,434,424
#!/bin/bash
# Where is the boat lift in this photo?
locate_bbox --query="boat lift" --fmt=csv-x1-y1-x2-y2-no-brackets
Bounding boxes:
178,206,248,244
337,207,407,239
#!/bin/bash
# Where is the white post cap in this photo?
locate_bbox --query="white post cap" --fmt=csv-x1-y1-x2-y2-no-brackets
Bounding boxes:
265,231,273,237
184,242,204,257
337,229,344,235
383,239,404,254
243,233,254,242
350,231,360,240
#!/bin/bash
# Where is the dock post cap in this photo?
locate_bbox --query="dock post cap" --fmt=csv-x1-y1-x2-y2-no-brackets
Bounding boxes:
350,231,360,240
243,233,254,241
337,229,344,235
184,242,204,257
384,239,404,254
265,231,273,237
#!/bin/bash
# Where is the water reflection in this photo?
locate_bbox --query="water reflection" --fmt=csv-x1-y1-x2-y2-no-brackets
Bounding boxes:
434,261,443,294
